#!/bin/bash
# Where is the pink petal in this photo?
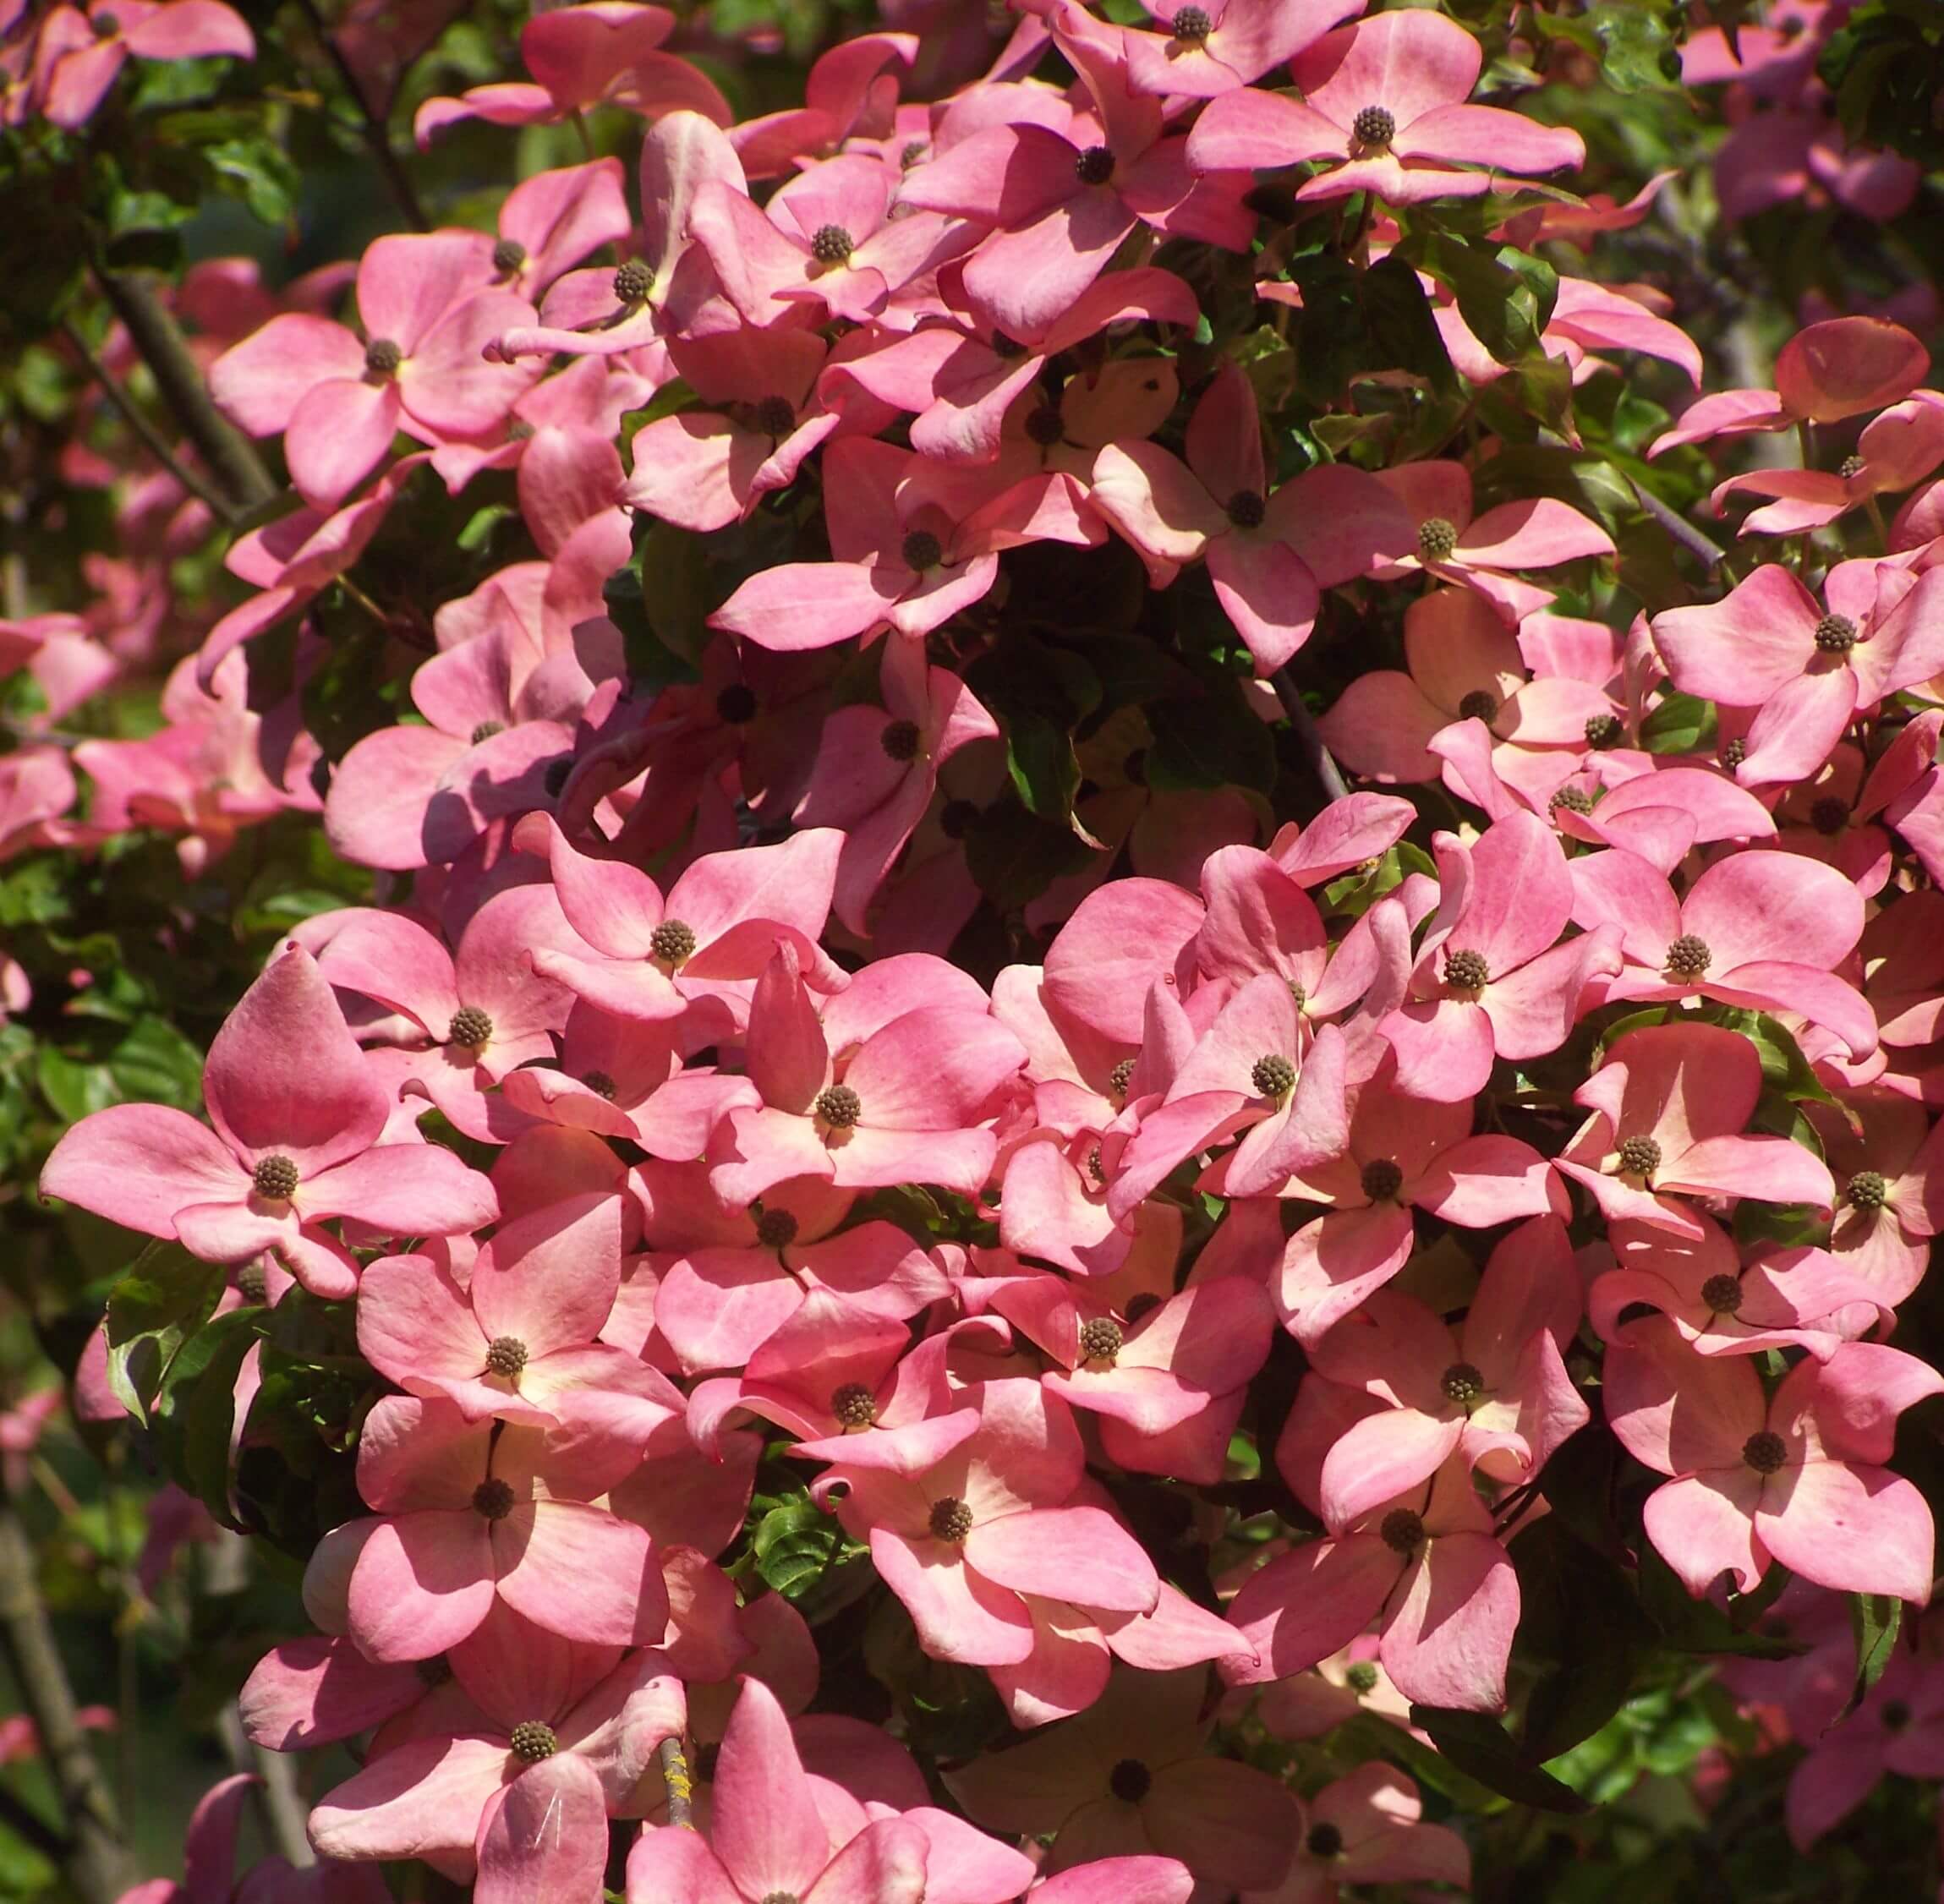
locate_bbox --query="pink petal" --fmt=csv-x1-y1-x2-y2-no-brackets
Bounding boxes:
1379,1529,1518,1710
474,1754,609,1904
40,1102,241,1238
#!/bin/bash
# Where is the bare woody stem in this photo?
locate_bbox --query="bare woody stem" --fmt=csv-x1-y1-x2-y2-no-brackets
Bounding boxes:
90,269,276,514
289,0,430,233
1270,666,1350,804
60,318,239,524
0,1501,137,1904
657,1734,695,1828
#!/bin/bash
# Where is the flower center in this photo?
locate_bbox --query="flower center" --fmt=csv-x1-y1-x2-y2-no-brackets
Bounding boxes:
1839,454,1868,480
755,395,797,437
716,684,758,724
650,919,697,967
1380,1508,1424,1555
761,1894,800,1904
1439,1361,1484,1405
447,1005,493,1050
928,1496,973,1542
1086,1146,1104,1182
1075,145,1116,186
252,1154,299,1201
1585,713,1622,749
1361,1157,1405,1204
1882,1699,1912,1732
1742,1431,1787,1475
901,528,944,572
1700,1273,1744,1316
491,238,527,274
507,419,535,441
1809,796,1849,835
756,1207,800,1247
485,1336,528,1377
1251,1053,1295,1098
1815,613,1858,654
1170,4,1213,42
1721,738,1746,769
508,1721,557,1763
1443,947,1489,994
545,758,573,795
809,224,854,265
831,1382,878,1429
1664,934,1711,979
364,336,402,375
1109,1057,1136,1099
1456,689,1498,725
940,798,978,840
1226,489,1267,529
1417,517,1459,561
613,260,654,303
816,1085,862,1130
236,1261,268,1304
1109,1757,1151,1803
1306,1821,1345,1858
583,1070,616,1099
1617,1135,1661,1179
1848,1169,1888,1211
1025,403,1065,447
1351,104,1396,149
901,140,928,169
880,719,922,762
414,1654,452,1687
92,10,120,34
473,1479,515,1520
1344,1661,1379,1694
469,719,505,745
1079,1316,1124,1365
1550,785,1595,815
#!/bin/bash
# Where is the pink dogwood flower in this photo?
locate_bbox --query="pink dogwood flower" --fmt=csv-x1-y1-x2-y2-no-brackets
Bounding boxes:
1554,1023,1836,1239
1088,362,1321,674
1380,811,1621,1102
1649,315,1930,457
819,1378,1158,1666
1248,1064,1559,1343
39,942,496,1298
1651,561,1944,788
1805,1087,1944,1307
1184,8,1584,203
709,438,1100,654
1568,844,1876,1058
1118,0,1366,99
1304,1215,1589,1526
1606,1318,1943,1602
315,1393,671,1661
1224,1444,1520,1710
945,1666,1301,1890
36,0,252,129
1784,1650,1944,1850
1242,1764,1469,1904
1712,391,1944,536
208,232,540,508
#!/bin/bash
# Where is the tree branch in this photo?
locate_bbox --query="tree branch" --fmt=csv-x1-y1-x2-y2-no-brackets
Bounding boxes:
1629,477,1725,573
60,318,240,524
91,270,276,514
657,1735,694,1829
0,1502,136,1904
290,0,430,233
1269,666,1350,803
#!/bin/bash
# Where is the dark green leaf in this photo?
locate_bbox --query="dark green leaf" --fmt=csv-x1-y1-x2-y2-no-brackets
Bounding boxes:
1146,685,1276,794
1640,689,1717,754
1408,1705,1592,1813
1847,1592,1902,1715
104,1239,227,1421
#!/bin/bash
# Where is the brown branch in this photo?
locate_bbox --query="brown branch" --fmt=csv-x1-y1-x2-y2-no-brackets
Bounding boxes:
60,318,239,524
289,0,430,233
1270,666,1350,803
92,270,276,514
0,1502,136,1904
1629,477,1726,573
657,1734,694,1829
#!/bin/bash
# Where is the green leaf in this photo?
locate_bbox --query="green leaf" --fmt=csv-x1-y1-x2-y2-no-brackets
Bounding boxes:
1360,255,1460,399
1587,1,1685,91
751,1497,845,1599
1846,1592,1902,1715
1640,689,1717,754
157,1306,261,1529
1407,1705,1592,1813
1146,684,1277,794
1510,1517,1651,1760
104,1239,227,1421
963,796,1095,910
1405,236,1557,367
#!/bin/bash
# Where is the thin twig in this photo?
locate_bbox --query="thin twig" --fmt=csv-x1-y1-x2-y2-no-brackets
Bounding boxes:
0,1501,136,1904
290,0,430,233
217,1706,313,1868
657,1734,694,1829
1269,666,1350,803
1629,477,1725,573
91,271,276,513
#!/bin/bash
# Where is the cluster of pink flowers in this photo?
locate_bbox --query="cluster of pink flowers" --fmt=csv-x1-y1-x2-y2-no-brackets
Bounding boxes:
18,0,1944,1894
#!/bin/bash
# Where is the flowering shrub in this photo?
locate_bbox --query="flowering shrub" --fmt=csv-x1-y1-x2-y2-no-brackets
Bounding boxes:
5,0,1944,1898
